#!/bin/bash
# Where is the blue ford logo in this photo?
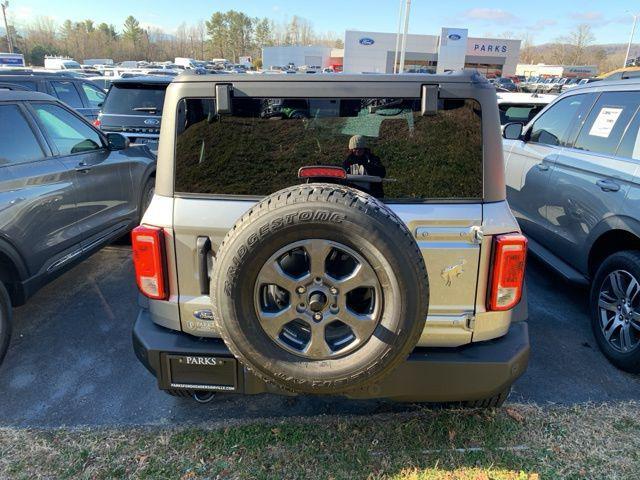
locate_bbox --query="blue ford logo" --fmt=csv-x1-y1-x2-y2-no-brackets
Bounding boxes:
448,34,461,41
359,37,375,46
144,118,160,126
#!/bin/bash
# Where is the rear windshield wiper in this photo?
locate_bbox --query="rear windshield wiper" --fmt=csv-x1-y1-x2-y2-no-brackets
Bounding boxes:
132,107,161,113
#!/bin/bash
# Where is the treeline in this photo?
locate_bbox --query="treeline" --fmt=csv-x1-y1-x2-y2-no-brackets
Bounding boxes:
1,11,344,66
518,24,637,74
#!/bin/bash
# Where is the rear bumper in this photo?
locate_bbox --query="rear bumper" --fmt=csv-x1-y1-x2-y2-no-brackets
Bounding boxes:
133,308,529,402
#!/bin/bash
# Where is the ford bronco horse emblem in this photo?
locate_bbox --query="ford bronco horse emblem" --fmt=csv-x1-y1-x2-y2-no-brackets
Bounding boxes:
441,259,467,287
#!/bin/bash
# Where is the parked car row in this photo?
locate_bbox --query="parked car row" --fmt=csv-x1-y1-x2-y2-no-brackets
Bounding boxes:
0,69,171,155
0,72,106,121
2,66,638,402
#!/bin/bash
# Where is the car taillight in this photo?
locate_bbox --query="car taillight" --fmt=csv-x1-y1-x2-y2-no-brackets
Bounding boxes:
298,166,347,179
93,119,101,127
488,233,527,311
131,226,168,300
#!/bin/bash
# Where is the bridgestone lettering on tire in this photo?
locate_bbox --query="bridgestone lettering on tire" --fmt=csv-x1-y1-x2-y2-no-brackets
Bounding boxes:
211,184,429,394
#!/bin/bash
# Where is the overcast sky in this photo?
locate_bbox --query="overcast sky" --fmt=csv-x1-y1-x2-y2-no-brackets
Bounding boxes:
5,0,640,45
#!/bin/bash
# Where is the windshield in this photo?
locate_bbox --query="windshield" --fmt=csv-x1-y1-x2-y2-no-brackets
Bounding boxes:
63,61,82,69
102,83,167,115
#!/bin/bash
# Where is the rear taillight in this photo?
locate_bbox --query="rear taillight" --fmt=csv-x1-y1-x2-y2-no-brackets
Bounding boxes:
93,119,101,127
488,233,527,311
131,225,168,300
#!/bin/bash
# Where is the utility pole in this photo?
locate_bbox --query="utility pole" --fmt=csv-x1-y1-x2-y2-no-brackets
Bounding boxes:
624,12,639,68
398,0,411,74
1,1,11,54
393,0,405,74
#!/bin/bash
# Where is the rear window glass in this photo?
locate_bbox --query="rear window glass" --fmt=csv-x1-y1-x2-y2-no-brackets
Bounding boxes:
499,104,544,125
174,97,483,201
102,83,167,116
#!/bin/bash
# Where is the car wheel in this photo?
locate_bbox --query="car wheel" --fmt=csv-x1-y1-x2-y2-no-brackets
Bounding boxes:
590,250,640,373
139,177,155,223
211,183,429,394
0,282,12,365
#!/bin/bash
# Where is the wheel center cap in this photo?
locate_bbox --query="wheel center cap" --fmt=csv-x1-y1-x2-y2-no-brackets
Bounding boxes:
308,291,328,312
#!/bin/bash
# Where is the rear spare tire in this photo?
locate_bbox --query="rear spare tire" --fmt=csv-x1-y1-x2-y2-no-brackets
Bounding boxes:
212,184,429,394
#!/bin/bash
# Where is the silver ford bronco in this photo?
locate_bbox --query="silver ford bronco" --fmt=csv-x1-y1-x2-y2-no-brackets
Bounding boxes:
132,70,530,406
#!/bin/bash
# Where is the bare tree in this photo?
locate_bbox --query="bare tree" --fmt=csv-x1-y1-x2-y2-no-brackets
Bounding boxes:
568,23,595,65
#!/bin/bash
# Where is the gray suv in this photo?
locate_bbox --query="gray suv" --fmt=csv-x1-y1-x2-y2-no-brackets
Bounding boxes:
503,79,640,372
0,90,156,363
132,71,529,405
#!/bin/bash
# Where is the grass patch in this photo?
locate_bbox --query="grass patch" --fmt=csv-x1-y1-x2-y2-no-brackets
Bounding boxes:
1,402,639,479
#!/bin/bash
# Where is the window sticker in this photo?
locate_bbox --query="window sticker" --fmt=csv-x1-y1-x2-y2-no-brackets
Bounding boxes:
589,107,623,138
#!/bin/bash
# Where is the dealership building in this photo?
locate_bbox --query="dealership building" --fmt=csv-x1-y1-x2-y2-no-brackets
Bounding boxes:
262,28,521,76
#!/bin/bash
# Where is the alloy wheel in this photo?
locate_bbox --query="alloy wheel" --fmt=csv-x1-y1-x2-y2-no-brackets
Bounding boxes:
597,269,640,353
254,239,382,360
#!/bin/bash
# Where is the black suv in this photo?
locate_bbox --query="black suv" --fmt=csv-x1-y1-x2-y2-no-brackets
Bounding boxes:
0,73,105,121
95,76,172,154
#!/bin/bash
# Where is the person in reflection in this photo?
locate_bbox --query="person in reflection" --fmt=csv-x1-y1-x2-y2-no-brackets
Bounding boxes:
343,135,386,198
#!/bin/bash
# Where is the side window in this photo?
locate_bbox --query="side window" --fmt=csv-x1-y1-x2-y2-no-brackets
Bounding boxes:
0,104,45,165
574,92,640,156
81,82,106,108
529,94,592,147
8,80,37,90
622,71,640,79
32,103,103,155
616,110,640,160
51,81,83,109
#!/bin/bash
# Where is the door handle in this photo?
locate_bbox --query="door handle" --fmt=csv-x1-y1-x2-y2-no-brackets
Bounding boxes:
196,236,213,295
596,179,620,192
75,161,92,173
535,163,549,171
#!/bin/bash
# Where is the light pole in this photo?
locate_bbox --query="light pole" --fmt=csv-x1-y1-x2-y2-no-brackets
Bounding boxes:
393,0,404,74
398,0,411,74
624,12,639,68
1,1,12,54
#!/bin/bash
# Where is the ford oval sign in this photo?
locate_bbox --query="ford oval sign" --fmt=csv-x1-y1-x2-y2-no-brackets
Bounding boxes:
359,37,375,46
448,34,461,41
144,118,160,126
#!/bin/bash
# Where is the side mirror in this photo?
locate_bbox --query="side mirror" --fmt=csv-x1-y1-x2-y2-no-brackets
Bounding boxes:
503,122,524,140
106,132,130,150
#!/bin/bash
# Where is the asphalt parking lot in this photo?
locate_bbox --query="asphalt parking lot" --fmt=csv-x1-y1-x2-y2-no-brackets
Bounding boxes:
0,243,639,428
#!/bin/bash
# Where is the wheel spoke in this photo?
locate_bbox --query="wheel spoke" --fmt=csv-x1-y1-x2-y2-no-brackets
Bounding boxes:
626,277,640,302
620,324,633,351
332,262,378,293
598,297,618,313
340,309,378,340
304,240,333,278
258,261,299,294
602,317,621,342
609,272,626,300
304,323,331,358
258,306,296,338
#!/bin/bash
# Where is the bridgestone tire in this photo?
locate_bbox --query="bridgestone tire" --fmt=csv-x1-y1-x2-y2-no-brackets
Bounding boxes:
0,282,12,365
211,184,429,394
